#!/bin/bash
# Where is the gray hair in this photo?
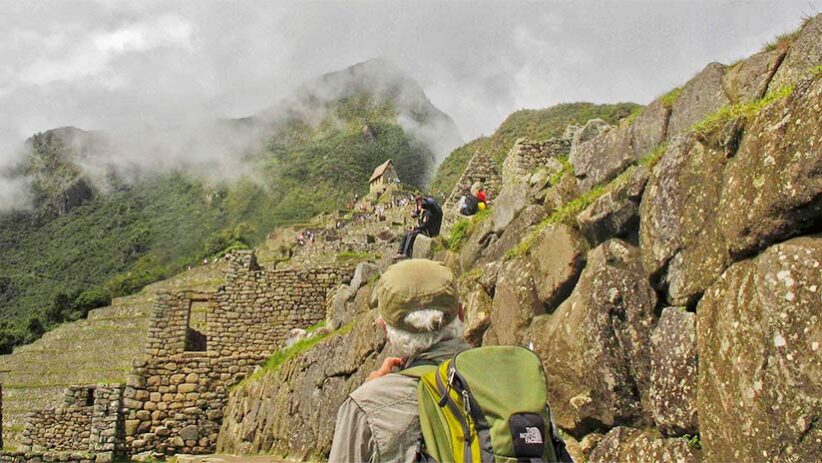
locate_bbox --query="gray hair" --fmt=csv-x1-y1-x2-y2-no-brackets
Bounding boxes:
383,309,464,358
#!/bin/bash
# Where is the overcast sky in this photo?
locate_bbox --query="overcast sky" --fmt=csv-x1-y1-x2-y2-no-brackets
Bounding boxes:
1,0,820,153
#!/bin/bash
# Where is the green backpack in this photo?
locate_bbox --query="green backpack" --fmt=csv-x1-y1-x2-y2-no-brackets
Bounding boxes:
402,345,565,463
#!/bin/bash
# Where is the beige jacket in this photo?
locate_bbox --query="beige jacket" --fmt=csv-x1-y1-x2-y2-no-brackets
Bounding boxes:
329,338,470,463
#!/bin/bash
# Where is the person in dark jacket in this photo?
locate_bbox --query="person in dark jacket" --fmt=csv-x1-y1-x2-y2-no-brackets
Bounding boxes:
394,196,442,259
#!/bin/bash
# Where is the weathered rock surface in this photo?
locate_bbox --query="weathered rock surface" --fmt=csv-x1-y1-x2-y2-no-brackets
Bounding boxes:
491,182,530,233
570,118,610,156
527,240,657,437
716,75,822,260
542,172,580,213
570,125,635,192
639,135,731,306
461,285,492,346
489,258,543,346
411,234,434,259
217,310,386,459
768,14,822,91
527,223,587,310
650,307,698,436
589,427,701,463
642,75,822,306
697,235,822,463
668,62,730,136
577,166,648,247
349,262,379,292
459,217,495,270
481,205,546,264
630,99,670,158
723,49,786,103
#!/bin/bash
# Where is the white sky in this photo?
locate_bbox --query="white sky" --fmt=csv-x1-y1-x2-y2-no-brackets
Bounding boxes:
0,0,819,152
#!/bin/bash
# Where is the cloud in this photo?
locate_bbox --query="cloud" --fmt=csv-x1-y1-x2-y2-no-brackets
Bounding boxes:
0,0,819,208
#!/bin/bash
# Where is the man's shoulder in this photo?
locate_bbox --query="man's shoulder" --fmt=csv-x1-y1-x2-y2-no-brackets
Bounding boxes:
349,372,418,411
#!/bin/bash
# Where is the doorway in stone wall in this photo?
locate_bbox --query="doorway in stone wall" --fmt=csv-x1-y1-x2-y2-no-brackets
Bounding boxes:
185,299,209,352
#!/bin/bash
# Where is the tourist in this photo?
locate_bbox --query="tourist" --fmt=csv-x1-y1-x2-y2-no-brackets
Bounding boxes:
394,195,442,259
329,259,470,462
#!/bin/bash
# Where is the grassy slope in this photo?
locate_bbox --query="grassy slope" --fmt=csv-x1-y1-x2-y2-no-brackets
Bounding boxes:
0,93,435,353
428,102,640,197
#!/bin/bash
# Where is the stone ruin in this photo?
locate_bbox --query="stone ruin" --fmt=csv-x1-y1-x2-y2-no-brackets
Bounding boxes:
445,150,502,206
501,137,571,185
6,250,353,461
4,385,124,463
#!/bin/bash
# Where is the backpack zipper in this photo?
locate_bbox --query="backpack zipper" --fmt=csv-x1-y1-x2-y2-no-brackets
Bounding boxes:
435,365,473,463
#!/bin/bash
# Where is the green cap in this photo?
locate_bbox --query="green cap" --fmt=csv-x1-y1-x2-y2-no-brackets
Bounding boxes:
376,259,459,333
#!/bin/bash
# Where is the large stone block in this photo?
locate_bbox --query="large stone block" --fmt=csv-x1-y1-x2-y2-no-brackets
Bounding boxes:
489,258,543,346
668,62,730,136
527,240,657,437
630,99,670,158
577,166,648,247
411,235,434,259
490,182,531,234
570,125,635,192
697,235,822,463
588,427,700,463
650,307,698,436
768,14,822,91
527,223,587,311
723,49,786,103
349,262,378,292
480,205,546,264
462,286,492,346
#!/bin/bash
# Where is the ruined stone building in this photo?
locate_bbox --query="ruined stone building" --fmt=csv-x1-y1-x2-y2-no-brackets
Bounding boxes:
5,251,352,461
369,159,399,195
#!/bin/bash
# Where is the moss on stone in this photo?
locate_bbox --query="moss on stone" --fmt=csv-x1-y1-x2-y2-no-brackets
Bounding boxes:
660,87,683,109
690,84,794,135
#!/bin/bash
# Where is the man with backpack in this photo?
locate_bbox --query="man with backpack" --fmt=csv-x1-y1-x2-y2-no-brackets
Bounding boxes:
329,259,568,463
394,196,443,259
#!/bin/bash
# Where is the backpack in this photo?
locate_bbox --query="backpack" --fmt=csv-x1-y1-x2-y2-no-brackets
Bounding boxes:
402,345,569,463
459,195,478,216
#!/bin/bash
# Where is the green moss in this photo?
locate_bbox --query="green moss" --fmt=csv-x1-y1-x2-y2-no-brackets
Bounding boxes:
811,64,822,77
660,87,683,109
621,105,645,127
336,251,376,262
691,84,794,135
638,143,668,170
446,219,470,251
241,320,356,386
682,433,702,450
548,155,573,186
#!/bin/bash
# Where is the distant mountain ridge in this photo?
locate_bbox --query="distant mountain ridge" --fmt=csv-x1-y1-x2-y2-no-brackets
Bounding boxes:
0,58,461,353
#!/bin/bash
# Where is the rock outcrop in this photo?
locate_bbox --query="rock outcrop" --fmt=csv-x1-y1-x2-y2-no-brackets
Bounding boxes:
217,310,386,459
650,308,698,436
588,427,700,463
697,235,822,463
527,240,657,437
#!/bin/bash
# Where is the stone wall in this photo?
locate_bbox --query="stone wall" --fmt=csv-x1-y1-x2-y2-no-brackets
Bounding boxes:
17,385,123,461
502,137,570,185
446,150,502,206
124,251,352,456
0,451,95,463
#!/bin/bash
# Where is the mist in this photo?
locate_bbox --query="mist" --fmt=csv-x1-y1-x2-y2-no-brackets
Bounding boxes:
1,0,820,210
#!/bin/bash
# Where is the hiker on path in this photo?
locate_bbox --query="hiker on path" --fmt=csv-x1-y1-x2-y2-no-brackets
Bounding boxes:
395,196,442,259
329,259,470,463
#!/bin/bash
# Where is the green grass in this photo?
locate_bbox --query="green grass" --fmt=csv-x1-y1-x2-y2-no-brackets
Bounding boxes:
336,250,377,262
548,155,573,186
506,143,666,259
691,84,795,135
660,87,683,109
761,14,814,52
428,102,641,196
242,321,355,385
681,433,702,450
446,208,491,251
811,64,822,77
